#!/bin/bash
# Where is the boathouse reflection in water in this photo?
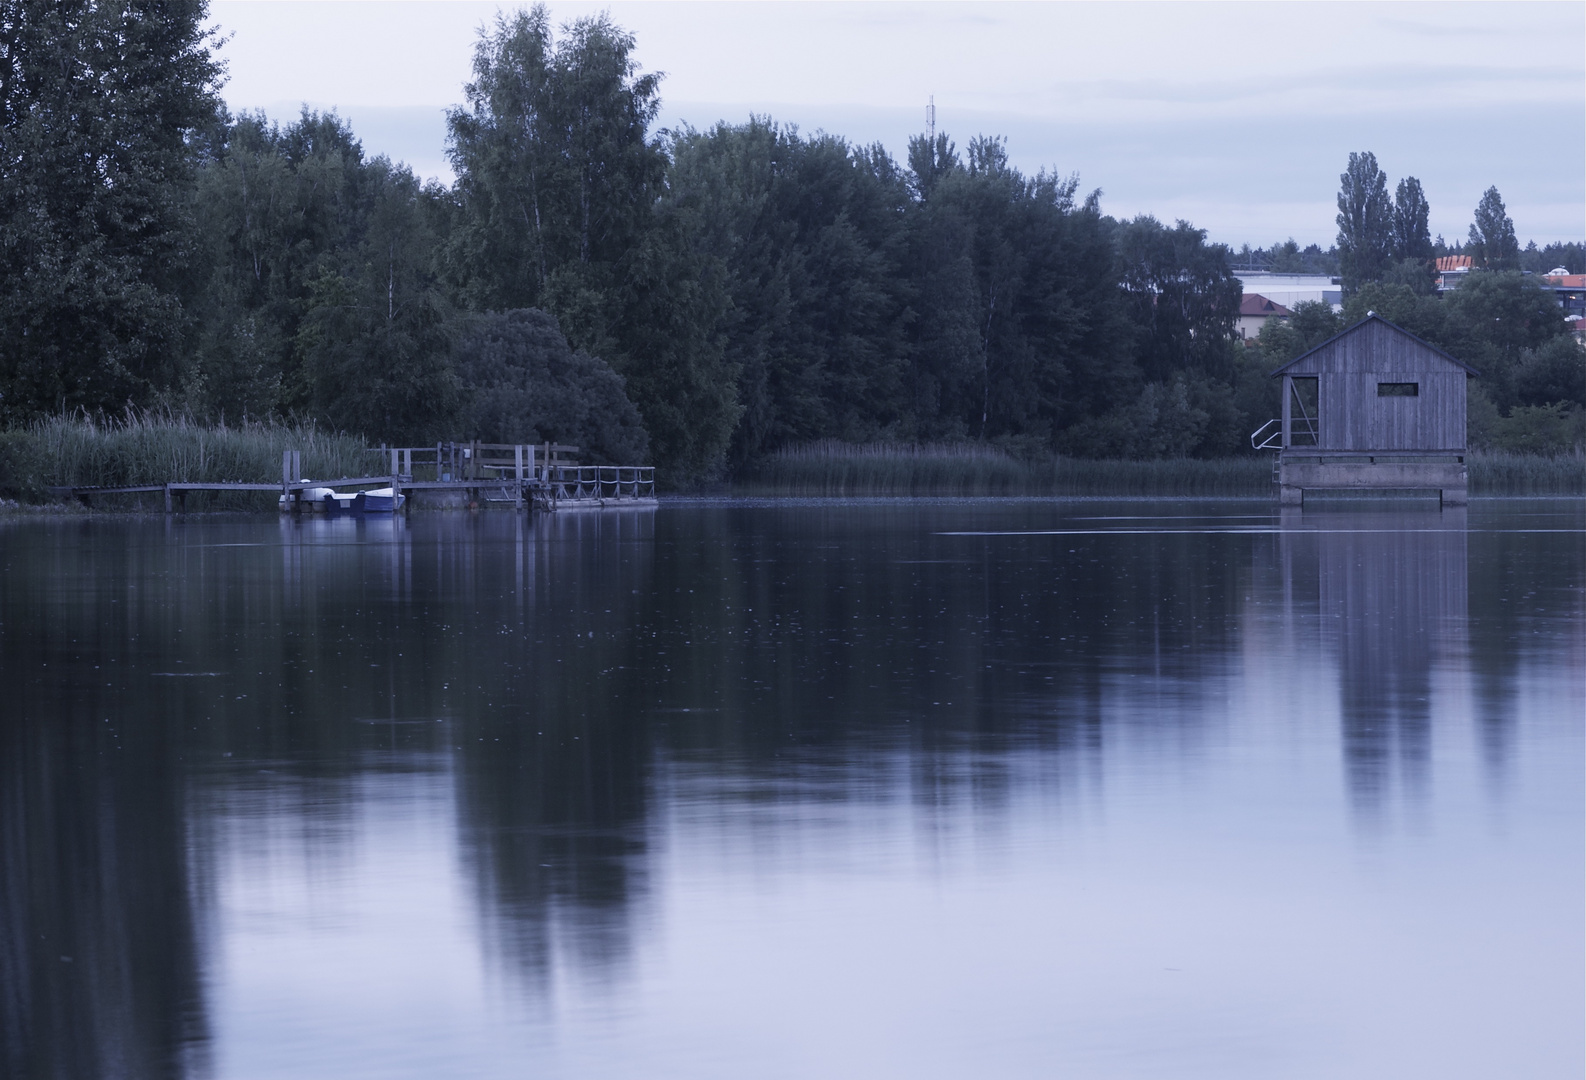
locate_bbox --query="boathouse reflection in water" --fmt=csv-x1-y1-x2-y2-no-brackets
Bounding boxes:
1274,507,1471,817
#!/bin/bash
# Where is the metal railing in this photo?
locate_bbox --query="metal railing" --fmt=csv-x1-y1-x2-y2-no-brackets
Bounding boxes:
544,466,656,502
1249,414,1318,450
1251,419,1283,450
379,442,581,483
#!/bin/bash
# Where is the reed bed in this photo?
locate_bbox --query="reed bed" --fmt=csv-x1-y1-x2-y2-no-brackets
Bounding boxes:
0,413,374,503
1468,450,1585,496
739,441,1274,497
741,441,1585,498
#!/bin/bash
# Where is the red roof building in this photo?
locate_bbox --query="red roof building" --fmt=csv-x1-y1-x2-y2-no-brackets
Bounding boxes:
1237,294,1293,343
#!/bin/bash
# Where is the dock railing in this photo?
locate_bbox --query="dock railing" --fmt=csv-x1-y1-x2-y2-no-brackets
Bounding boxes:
544,465,656,503
378,441,582,483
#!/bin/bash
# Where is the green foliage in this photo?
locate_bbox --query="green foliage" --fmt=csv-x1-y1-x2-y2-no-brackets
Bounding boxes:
1336,152,1392,294
667,119,911,464
0,412,371,501
1267,238,1306,273
1512,337,1586,409
0,0,223,419
1343,282,1445,342
908,138,1129,447
1253,300,1345,367
445,5,665,349
1519,241,1584,275
293,161,462,443
187,110,372,419
609,194,740,485
1392,177,1433,264
1479,403,1584,454
451,309,647,464
1114,216,1241,383
1467,187,1520,271
1441,271,1569,407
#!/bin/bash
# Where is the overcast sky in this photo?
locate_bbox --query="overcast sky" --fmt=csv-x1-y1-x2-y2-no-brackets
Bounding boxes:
208,1,1585,250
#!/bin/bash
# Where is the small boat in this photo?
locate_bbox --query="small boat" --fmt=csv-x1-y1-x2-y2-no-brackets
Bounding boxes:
355,488,405,513
279,486,404,513
279,485,338,511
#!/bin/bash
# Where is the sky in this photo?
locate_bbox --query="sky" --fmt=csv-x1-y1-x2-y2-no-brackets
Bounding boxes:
207,1,1586,250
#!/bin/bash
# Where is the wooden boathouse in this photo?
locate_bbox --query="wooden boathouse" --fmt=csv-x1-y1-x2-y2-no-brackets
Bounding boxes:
1251,314,1477,506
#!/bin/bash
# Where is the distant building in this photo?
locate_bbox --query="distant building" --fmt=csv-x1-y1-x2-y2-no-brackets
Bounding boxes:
1232,272,1342,312
1542,272,1586,320
1236,294,1292,344
1433,255,1474,292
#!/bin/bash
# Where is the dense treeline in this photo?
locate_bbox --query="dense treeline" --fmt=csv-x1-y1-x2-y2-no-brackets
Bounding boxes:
2,3,1581,484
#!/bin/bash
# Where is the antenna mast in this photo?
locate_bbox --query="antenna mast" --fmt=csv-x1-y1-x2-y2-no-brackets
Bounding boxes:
927,95,936,141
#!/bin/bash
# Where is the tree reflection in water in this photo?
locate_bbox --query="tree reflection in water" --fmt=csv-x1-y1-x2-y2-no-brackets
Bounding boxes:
0,501,1577,1077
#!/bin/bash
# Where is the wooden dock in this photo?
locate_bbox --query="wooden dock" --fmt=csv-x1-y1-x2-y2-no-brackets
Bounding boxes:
51,442,656,514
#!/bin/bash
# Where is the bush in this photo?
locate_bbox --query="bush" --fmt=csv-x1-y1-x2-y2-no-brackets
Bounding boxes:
451,309,649,465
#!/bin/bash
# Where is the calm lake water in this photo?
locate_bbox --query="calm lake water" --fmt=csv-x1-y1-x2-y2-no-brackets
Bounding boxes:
2,499,1581,1079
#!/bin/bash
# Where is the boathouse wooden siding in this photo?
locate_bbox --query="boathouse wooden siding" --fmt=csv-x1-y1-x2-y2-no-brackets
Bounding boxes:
1274,316,1475,452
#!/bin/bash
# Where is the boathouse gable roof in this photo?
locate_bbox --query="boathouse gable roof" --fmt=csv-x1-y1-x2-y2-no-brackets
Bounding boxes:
1269,314,1480,379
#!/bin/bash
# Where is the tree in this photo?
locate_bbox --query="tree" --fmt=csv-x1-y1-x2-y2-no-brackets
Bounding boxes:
450,309,647,463
666,120,912,463
1519,241,1584,275
1269,239,1306,273
903,134,1127,449
1511,337,1585,410
1254,300,1344,367
1441,271,1567,409
1467,186,1519,271
1391,177,1433,263
186,109,373,419
1113,215,1241,384
0,0,223,420
445,5,665,353
1335,151,1392,294
294,160,462,444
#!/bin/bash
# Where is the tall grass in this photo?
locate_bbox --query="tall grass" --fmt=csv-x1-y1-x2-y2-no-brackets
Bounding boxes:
1469,450,1585,496
738,440,1274,497
0,412,375,501
740,441,1586,498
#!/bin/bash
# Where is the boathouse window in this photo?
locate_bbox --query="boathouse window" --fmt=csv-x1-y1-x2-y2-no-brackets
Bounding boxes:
1377,382,1418,397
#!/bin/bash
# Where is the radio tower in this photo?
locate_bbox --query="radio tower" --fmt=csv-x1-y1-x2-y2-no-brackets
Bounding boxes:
927,95,936,141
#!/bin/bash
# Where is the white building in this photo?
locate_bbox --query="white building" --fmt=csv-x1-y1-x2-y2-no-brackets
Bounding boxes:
1232,272,1342,312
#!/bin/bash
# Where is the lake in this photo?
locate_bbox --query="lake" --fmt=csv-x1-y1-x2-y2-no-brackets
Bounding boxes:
2,499,1581,1079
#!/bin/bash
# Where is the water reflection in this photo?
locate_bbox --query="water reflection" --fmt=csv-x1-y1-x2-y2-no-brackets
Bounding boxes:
0,526,208,1080
1270,508,1471,819
0,501,1578,1078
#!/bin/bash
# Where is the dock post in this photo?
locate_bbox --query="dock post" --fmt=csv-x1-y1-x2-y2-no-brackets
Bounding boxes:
514,445,524,510
164,483,172,515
